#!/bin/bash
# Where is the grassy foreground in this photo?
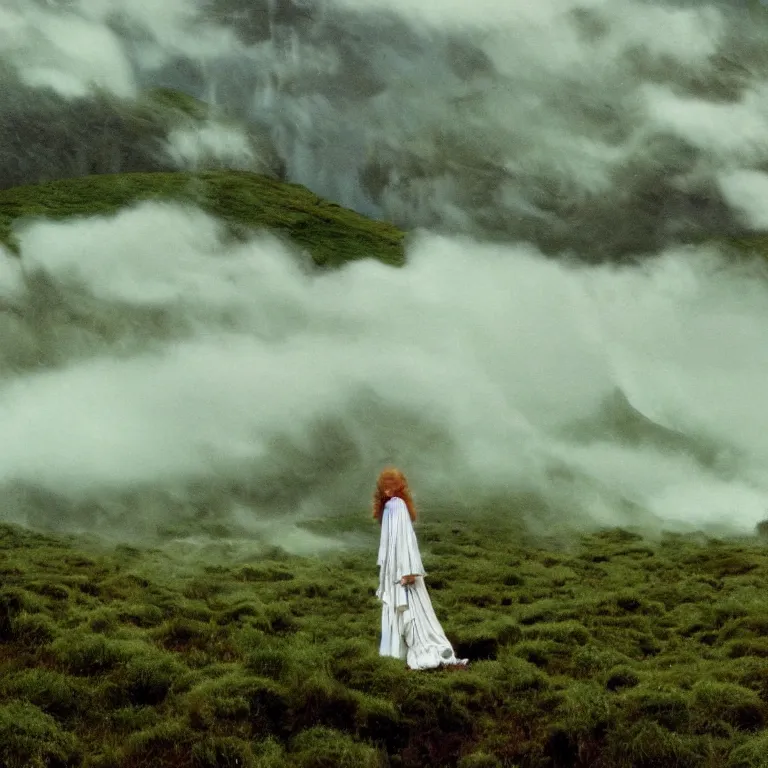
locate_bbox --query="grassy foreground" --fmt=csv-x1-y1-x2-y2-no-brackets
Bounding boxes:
0,171,405,268
2,520,768,768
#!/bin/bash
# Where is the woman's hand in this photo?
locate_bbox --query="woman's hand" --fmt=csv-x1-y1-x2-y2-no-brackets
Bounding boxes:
400,575,417,586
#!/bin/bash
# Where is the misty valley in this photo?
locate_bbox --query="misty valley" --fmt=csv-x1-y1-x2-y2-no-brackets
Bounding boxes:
2,0,768,766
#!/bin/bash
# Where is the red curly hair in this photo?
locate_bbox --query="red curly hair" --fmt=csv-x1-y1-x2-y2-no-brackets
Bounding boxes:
372,466,417,523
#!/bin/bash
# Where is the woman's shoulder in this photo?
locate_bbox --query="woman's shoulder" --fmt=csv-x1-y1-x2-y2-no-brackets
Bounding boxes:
385,497,412,518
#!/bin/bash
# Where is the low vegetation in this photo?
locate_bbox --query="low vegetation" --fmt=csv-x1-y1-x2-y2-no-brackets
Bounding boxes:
1,519,767,767
0,170,406,268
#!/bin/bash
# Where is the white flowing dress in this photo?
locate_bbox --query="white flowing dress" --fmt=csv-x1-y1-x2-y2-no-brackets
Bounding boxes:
376,496,468,670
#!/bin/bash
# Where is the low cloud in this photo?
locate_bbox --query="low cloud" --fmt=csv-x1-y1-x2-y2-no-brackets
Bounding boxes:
1,204,767,543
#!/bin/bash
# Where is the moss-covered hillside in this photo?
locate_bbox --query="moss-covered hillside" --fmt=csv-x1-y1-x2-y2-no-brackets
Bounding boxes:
0,171,406,268
2,522,768,768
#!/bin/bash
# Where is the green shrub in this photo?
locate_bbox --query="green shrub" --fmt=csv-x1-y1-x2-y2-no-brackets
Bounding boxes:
710,600,751,628
522,620,590,646
290,726,383,768
184,578,226,600
546,683,614,765
516,602,563,626
510,640,565,670
727,730,768,767
252,737,290,768
191,736,255,768
0,701,80,768
12,611,58,647
719,615,768,643
398,679,474,736
554,682,614,733
723,638,768,659
691,681,766,732
186,673,290,735
118,603,164,628
457,752,502,768
452,626,501,661
82,744,123,768
124,719,192,764
0,588,46,641
108,705,160,734
352,691,403,750
49,633,135,676
572,645,632,676
621,685,692,731
107,650,185,706
26,581,71,601
496,652,550,691
328,642,410,698
245,647,288,680
2,669,87,721
600,590,664,616
722,658,768,703
290,673,360,733
263,603,299,635
237,565,295,582
605,720,709,768
154,617,218,652
604,665,640,691
218,600,268,626
87,608,119,634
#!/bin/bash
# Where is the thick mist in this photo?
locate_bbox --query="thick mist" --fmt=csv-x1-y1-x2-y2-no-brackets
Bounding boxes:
1,204,768,544
2,0,768,544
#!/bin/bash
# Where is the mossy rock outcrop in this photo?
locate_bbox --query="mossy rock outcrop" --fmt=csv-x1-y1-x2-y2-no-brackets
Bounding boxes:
0,170,406,267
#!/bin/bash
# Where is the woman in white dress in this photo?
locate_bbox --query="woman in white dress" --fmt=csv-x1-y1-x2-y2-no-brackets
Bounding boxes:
373,467,468,670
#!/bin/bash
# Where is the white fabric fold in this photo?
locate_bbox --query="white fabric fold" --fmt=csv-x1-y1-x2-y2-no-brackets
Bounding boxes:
376,496,468,670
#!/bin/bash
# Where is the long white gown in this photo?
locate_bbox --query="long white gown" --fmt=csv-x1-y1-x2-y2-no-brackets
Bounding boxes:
376,496,468,670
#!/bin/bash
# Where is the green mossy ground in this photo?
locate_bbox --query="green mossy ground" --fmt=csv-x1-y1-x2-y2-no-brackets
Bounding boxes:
0,171,406,268
1,521,768,767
